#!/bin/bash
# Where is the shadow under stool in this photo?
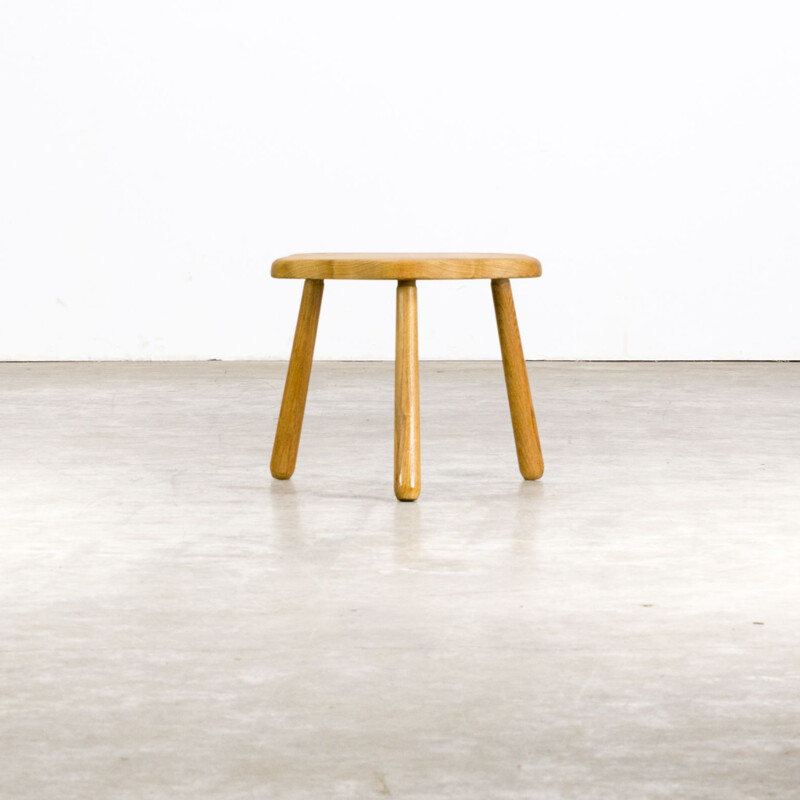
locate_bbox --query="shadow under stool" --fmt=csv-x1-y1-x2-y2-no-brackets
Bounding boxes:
269,253,544,501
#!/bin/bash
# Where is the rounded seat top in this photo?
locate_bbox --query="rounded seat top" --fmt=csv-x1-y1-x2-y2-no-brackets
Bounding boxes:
271,253,541,280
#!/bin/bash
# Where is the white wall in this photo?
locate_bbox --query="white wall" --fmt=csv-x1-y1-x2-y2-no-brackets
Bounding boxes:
1,0,798,361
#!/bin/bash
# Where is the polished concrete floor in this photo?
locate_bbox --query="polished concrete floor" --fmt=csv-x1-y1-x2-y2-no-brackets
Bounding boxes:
1,361,799,799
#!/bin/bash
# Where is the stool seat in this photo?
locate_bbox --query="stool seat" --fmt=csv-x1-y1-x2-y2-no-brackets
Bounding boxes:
271,252,541,281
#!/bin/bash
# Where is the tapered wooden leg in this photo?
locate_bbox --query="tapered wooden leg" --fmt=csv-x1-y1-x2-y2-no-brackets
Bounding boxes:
491,278,544,480
270,279,324,479
395,280,421,501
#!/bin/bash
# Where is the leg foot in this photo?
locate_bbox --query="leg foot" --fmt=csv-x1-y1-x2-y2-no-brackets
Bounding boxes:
491,278,544,480
270,279,324,479
395,280,421,501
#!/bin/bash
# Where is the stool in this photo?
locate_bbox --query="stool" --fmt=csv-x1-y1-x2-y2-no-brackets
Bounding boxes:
269,253,544,501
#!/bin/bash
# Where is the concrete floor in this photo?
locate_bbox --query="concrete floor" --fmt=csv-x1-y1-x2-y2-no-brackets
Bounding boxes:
1,361,799,799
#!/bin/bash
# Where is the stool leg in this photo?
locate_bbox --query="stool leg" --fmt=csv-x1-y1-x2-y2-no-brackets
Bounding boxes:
270,279,324,480
395,280,421,501
491,278,544,480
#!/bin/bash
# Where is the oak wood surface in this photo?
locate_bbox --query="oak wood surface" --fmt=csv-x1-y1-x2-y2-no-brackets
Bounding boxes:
270,279,324,480
272,253,541,281
491,278,544,480
394,280,421,501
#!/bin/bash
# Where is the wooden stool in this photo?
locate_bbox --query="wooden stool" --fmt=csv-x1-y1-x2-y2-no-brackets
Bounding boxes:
269,253,544,501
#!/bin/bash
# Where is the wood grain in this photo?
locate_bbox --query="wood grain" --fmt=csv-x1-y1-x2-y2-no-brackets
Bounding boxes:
394,280,421,501
491,278,544,480
270,279,324,480
272,253,541,281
